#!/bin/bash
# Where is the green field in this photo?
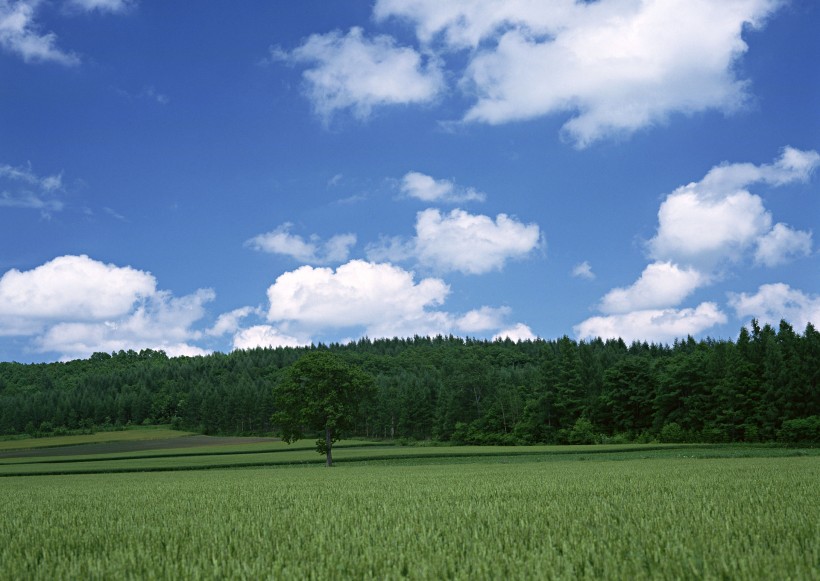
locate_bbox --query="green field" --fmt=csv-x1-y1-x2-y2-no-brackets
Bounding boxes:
1,430,817,579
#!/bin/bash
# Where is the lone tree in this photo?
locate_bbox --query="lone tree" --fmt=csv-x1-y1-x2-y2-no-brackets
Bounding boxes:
272,350,374,467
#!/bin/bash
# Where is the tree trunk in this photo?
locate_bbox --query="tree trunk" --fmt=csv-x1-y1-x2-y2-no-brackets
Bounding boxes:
325,426,333,467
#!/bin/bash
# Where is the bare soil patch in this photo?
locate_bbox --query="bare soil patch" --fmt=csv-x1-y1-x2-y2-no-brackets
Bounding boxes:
0,435,279,459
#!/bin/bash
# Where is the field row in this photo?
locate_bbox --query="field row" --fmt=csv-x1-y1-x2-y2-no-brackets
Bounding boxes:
2,454,818,579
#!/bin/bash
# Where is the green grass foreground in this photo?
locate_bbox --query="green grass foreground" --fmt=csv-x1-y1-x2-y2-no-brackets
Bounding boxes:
0,444,818,580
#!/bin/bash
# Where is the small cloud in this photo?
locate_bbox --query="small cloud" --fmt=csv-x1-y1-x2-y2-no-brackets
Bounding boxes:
278,27,444,122
754,223,812,267
0,162,66,217
246,223,356,264
493,323,537,342
327,173,343,187
400,171,486,204
571,261,595,280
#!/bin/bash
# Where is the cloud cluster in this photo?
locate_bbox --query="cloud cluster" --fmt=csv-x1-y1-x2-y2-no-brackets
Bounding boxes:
276,27,444,122
0,255,212,359
0,162,65,216
576,147,819,342
0,0,132,65
401,172,486,204
246,223,356,264
367,208,541,274
282,0,783,145
214,259,532,349
729,284,820,332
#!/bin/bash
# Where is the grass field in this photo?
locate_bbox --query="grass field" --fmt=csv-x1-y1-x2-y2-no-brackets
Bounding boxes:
1,429,817,579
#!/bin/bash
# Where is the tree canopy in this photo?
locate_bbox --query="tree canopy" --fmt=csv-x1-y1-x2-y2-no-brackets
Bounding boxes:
272,351,375,466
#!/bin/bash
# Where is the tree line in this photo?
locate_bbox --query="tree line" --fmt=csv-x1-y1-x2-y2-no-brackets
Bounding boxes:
0,319,817,444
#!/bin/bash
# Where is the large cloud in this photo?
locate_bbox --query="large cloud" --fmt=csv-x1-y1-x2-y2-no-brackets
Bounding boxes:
263,260,522,340
246,223,356,264
599,262,706,314
649,147,819,267
367,208,541,274
267,260,449,331
729,284,820,331
0,255,214,359
575,303,727,344
0,255,155,326
375,0,782,146
277,27,444,121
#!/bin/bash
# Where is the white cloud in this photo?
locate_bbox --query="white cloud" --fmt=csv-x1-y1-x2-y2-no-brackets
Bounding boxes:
649,147,819,268
279,27,444,121
0,0,79,65
415,209,541,274
575,303,727,344
599,262,706,314
266,260,450,336
207,306,258,337
401,171,486,203
66,0,134,13
246,223,356,264
571,261,595,280
456,306,510,333
0,255,155,324
377,0,782,146
0,162,65,215
0,255,217,359
34,288,214,359
368,208,541,274
493,323,537,343
729,283,820,331
754,223,813,267
232,325,307,351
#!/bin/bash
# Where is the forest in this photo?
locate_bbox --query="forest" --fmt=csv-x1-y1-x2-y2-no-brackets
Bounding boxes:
0,319,817,445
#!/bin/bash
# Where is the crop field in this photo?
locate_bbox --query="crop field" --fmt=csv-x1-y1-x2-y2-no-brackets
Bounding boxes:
0,434,817,580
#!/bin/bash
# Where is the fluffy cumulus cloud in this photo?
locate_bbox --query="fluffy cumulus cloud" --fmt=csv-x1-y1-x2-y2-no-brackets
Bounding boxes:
599,262,706,314
754,224,813,267
649,147,819,267
246,223,356,264
278,27,444,121
262,259,521,340
373,0,782,146
0,255,213,359
232,325,306,351
401,171,486,204
0,162,65,215
266,260,449,333
575,303,728,344
0,255,155,326
493,323,537,343
729,284,820,331
576,147,818,343
455,306,510,333
368,208,541,274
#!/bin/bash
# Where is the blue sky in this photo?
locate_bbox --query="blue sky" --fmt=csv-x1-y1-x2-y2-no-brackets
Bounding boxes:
0,0,818,362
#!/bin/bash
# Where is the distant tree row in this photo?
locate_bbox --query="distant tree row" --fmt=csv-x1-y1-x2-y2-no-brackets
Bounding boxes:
0,320,817,445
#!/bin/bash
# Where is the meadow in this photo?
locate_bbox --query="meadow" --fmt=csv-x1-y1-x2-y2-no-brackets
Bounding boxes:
0,430,817,579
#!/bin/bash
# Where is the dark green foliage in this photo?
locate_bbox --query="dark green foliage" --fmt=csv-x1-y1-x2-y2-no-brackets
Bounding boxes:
0,320,818,445
272,351,375,465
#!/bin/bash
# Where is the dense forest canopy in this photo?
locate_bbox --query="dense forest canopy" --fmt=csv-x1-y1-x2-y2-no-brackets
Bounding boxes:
1,320,818,444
